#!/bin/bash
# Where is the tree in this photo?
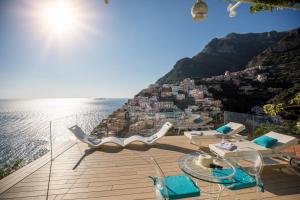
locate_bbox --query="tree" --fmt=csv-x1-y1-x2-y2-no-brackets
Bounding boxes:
226,0,299,13
263,92,300,131
249,0,299,13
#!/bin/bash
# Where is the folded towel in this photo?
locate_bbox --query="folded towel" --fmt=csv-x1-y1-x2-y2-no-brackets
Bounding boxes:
190,131,203,136
216,142,237,151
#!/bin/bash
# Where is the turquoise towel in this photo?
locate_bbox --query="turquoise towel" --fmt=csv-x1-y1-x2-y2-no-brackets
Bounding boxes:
212,168,264,192
149,175,200,199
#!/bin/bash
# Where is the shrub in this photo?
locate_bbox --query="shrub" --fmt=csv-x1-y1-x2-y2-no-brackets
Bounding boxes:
254,121,300,138
0,159,22,180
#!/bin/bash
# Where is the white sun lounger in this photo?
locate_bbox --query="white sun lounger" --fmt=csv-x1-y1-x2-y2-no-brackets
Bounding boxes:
184,122,246,146
68,122,173,148
209,131,299,166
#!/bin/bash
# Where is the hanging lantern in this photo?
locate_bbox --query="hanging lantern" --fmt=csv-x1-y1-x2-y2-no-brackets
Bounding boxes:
191,0,208,22
227,2,242,18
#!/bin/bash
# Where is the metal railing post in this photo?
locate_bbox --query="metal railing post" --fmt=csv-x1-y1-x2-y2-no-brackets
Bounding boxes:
47,121,53,200
252,114,255,138
50,121,53,161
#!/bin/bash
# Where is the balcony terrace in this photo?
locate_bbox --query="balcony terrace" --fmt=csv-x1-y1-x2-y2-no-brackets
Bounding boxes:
0,136,299,200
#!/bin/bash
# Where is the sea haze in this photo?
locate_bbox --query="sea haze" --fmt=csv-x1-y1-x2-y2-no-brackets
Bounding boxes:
0,98,127,168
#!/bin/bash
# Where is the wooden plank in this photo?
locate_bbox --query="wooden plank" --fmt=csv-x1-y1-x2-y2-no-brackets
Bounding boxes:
0,141,76,194
0,136,299,200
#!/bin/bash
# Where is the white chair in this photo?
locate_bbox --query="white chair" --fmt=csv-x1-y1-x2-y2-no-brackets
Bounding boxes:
68,122,173,148
184,122,246,147
149,156,201,200
213,147,264,200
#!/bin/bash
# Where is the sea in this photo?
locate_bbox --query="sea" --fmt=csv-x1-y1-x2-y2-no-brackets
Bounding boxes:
0,98,127,168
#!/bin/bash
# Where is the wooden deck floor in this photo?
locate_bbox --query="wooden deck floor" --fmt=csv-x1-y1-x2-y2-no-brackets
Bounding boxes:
0,136,300,200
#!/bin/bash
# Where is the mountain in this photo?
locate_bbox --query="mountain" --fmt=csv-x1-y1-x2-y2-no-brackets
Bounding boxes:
197,28,300,113
156,31,288,85
247,28,300,67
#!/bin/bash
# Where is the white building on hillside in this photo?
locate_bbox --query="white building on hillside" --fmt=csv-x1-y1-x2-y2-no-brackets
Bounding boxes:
176,93,185,100
180,78,195,92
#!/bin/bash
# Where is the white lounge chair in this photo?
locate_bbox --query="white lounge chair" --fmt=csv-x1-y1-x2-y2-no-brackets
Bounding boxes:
184,122,246,146
68,122,173,148
209,131,299,167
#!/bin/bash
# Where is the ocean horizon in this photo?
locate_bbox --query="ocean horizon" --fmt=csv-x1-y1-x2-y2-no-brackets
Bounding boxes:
0,98,127,168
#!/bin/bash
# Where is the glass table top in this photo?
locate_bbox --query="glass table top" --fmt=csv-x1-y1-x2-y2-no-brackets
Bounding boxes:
178,151,236,183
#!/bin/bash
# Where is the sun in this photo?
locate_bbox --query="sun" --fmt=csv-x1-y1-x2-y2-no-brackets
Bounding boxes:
39,0,79,36
25,0,100,49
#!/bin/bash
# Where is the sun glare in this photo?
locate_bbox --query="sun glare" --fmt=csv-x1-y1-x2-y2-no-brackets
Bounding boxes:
39,1,78,36
24,0,101,50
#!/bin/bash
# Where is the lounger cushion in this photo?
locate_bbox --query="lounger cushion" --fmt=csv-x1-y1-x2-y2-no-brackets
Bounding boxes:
216,125,232,134
261,132,299,152
254,135,278,148
157,175,200,199
212,168,256,190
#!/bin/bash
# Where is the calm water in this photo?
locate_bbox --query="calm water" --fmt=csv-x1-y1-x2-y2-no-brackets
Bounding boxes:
0,98,127,168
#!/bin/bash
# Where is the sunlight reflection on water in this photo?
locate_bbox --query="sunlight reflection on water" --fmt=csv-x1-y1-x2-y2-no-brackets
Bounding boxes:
0,98,126,167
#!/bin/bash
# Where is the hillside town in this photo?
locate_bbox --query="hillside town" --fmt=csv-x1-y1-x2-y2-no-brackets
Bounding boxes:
92,78,223,137
202,65,271,95
92,62,299,138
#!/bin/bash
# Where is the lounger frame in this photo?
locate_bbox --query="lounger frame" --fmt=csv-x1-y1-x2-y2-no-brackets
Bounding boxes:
68,122,173,148
184,122,246,146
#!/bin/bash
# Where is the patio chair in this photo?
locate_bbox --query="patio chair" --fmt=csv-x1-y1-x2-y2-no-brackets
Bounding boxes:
148,156,201,200
212,147,264,200
209,131,299,167
68,122,172,148
184,122,246,147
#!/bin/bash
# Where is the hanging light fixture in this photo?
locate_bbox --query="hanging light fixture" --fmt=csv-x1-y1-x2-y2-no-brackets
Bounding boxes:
227,1,242,17
191,0,208,22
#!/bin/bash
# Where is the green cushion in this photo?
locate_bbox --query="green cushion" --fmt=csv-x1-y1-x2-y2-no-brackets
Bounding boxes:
212,168,258,190
216,125,232,134
253,135,278,148
150,175,200,199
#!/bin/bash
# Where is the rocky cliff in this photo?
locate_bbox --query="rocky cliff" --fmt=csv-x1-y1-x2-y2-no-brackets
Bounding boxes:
198,28,300,113
156,31,287,85
247,28,300,67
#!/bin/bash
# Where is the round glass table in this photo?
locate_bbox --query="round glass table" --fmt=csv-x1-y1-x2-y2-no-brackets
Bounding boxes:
178,151,236,183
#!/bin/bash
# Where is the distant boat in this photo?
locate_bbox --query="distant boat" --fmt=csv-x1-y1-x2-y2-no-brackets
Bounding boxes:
94,98,106,100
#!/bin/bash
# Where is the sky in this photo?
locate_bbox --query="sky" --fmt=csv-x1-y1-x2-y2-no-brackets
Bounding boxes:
0,0,299,99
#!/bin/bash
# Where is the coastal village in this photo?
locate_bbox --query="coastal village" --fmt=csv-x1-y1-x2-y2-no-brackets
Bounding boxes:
93,78,223,137
92,64,284,137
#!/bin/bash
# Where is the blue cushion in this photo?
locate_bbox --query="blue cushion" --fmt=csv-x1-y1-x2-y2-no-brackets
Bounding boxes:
150,175,200,199
212,168,257,190
253,135,278,148
216,125,232,134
